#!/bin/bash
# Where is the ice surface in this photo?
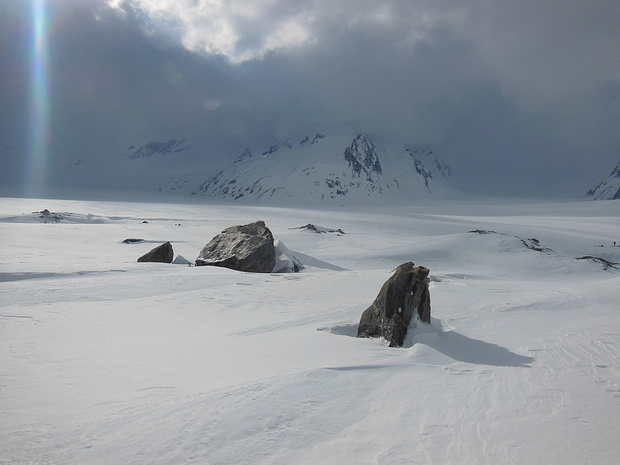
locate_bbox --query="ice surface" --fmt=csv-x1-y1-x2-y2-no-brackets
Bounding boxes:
1,196,620,464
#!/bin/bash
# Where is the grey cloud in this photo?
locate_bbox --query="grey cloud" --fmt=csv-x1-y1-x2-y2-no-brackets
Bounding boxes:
457,0,620,102
1,0,619,197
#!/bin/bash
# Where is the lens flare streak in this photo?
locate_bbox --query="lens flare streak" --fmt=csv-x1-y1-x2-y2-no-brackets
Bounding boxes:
26,0,51,194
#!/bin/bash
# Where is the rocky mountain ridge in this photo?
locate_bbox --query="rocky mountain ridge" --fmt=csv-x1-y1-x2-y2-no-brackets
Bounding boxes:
125,138,192,159
192,133,455,204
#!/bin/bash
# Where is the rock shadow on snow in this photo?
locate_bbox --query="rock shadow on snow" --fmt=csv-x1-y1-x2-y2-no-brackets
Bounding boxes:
318,323,359,337
406,318,534,367
323,317,534,368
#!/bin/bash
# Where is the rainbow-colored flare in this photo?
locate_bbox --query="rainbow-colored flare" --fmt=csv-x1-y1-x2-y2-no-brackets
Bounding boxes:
26,0,51,195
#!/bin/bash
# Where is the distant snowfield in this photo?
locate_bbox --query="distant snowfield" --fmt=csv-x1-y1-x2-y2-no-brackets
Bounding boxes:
1,196,619,464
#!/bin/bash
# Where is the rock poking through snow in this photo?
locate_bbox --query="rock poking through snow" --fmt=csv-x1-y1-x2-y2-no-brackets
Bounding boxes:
123,238,144,243
195,220,275,273
137,242,174,263
37,209,66,223
357,262,431,347
293,223,345,234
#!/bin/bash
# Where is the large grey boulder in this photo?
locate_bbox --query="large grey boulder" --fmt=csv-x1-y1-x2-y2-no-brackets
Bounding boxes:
195,220,276,273
357,262,431,347
137,242,174,263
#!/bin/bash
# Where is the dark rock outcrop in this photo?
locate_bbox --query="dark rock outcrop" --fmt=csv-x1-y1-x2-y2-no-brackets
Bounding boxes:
357,262,431,347
123,238,144,243
195,220,275,273
469,230,554,253
37,209,65,223
128,138,191,159
294,223,345,234
344,134,382,180
576,256,619,271
137,242,174,263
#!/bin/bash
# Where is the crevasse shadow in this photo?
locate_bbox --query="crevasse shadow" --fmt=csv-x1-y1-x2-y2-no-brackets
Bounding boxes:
405,318,534,367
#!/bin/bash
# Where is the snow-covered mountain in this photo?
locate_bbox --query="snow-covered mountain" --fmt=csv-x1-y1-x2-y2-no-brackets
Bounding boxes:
192,133,455,204
586,161,620,200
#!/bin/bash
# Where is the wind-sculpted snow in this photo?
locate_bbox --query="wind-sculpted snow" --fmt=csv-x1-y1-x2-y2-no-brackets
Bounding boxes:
1,197,620,464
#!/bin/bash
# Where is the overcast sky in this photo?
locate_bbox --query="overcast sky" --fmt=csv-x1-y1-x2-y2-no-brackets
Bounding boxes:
1,0,619,196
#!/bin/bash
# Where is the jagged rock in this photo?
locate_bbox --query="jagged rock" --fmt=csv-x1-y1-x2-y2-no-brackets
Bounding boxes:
195,220,275,273
520,237,554,253
137,242,174,263
37,209,64,223
357,262,431,347
234,148,253,163
344,134,382,179
311,133,326,144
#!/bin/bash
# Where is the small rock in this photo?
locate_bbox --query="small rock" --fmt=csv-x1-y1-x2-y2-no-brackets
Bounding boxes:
295,223,345,234
576,256,619,271
137,242,174,263
123,238,144,243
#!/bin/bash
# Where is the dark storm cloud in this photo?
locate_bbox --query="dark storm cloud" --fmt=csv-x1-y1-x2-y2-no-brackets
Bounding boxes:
0,0,282,184
1,0,619,196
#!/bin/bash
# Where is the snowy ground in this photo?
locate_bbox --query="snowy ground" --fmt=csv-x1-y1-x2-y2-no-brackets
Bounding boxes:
1,196,619,464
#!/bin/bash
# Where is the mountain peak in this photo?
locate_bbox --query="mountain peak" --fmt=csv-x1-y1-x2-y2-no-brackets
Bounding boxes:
235,148,253,163
343,134,382,179
586,160,620,200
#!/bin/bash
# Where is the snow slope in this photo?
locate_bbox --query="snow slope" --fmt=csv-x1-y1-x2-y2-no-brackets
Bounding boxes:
1,197,620,464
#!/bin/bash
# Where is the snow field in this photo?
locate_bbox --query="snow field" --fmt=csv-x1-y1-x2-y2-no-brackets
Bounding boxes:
1,197,620,464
